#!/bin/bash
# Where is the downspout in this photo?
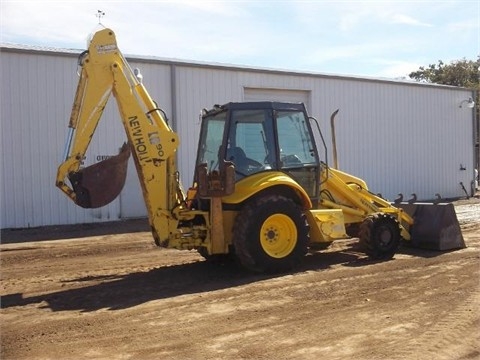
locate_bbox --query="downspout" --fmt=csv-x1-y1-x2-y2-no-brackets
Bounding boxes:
473,89,479,196
170,63,177,132
170,63,179,187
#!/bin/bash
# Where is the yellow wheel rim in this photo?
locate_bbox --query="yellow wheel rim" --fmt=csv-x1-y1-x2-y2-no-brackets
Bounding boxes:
260,214,297,258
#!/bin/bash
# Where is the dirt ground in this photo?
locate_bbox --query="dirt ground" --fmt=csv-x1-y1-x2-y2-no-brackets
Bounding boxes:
1,199,479,360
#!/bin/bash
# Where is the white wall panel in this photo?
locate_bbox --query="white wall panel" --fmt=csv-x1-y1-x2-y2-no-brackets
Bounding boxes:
244,87,311,110
1,51,125,228
174,66,243,187
319,80,474,201
0,51,171,228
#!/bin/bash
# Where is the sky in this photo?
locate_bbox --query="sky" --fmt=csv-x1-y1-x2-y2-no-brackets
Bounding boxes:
1,0,479,79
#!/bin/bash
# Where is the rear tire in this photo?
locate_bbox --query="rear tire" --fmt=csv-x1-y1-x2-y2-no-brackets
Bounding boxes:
233,194,309,273
359,214,400,260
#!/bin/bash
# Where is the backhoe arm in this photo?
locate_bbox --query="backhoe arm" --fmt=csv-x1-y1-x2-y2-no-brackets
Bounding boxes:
56,28,181,244
56,45,116,203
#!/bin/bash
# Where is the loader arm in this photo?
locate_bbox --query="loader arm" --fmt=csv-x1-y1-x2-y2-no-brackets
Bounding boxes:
319,164,465,250
56,28,181,244
320,165,414,239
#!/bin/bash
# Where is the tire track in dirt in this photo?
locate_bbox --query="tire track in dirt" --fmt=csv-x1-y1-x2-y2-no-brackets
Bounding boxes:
1,200,479,359
390,290,480,360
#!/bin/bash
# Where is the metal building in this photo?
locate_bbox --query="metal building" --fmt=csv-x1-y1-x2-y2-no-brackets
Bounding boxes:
0,44,476,229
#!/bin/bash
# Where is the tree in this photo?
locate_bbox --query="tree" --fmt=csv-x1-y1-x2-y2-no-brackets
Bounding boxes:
408,57,479,89
408,57,479,121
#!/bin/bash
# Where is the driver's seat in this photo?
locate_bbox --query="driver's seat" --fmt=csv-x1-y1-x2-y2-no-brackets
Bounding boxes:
226,146,248,171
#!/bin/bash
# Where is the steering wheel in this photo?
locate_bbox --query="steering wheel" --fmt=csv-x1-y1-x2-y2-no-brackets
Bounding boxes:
236,157,264,177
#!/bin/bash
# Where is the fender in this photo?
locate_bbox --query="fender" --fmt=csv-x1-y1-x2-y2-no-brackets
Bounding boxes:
222,171,312,209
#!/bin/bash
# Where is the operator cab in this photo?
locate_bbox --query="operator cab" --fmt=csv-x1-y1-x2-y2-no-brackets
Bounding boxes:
196,102,322,199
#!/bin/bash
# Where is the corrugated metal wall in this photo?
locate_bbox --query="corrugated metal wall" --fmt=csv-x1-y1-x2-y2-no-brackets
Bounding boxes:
0,50,172,228
0,47,475,228
314,80,475,201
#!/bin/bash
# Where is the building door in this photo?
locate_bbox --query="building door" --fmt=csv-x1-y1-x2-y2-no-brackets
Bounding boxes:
243,87,311,112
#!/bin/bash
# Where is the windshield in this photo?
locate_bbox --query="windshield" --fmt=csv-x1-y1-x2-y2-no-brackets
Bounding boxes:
196,110,227,172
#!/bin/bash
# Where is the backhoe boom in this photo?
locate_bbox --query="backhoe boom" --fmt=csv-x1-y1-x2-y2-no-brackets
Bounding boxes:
56,28,182,245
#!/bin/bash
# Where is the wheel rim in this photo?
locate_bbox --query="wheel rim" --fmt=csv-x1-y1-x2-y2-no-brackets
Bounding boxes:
377,225,394,249
260,214,297,258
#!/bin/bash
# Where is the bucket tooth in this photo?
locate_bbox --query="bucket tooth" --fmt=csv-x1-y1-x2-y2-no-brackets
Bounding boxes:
68,143,131,208
407,193,417,204
394,193,403,204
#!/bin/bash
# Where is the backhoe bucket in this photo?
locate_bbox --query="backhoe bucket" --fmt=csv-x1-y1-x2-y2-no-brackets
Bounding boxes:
396,202,465,250
68,143,131,208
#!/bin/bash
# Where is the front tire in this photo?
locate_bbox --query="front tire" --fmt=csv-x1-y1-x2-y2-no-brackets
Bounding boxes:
233,194,309,273
359,214,400,260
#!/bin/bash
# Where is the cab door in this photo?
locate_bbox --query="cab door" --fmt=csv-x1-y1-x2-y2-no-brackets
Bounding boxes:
274,109,320,201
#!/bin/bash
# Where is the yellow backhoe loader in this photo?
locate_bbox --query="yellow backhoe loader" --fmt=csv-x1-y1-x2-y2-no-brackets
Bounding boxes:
56,28,464,272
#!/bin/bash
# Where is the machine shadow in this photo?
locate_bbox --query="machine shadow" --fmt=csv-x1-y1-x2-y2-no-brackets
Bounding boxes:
397,243,461,258
1,247,371,313
0,218,150,244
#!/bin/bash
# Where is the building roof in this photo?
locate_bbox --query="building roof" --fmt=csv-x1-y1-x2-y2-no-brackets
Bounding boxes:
0,42,471,92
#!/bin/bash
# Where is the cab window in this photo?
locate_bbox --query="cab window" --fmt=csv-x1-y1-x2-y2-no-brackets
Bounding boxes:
276,110,317,167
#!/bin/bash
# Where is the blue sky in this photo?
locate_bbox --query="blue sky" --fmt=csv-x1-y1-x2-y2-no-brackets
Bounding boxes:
1,0,479,78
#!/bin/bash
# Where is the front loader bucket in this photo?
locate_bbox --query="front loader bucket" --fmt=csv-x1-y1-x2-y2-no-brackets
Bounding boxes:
396,202,465,250
68,143,131,208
